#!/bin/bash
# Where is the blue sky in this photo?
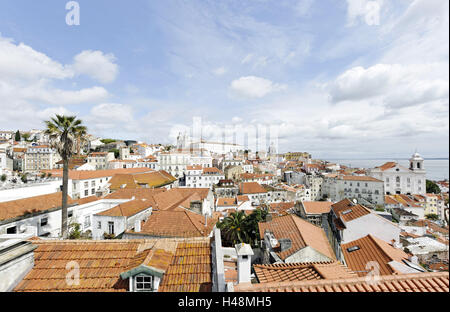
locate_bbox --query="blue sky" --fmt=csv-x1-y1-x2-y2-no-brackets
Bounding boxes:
0,0,448,159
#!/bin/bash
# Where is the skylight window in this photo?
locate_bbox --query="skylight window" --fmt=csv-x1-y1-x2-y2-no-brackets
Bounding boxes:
347,246,360,252
342,209,352,215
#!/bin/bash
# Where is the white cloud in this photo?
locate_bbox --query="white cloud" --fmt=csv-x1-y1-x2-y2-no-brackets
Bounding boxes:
230,76,287,99
212,66,227,76
295,0,315,17
346,0,383,26
72,50,119,84
22,85,109,106
0,36,72,81
327,63,449,108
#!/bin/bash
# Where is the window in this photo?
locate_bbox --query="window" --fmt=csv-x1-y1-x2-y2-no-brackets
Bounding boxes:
68,211,73,218
135,275,153,291
347,246,360,252
91,188,95,195
97,221,102,229
84,190,89,196
108,222,114,235
84,182,89,188
40,217,48,226
396,176,400,183
7,226,17,234
84,216,91,228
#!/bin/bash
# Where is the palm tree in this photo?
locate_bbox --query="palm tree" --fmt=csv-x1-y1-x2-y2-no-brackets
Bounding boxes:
217,210,250,246
45,115,87,239
74,126,88,155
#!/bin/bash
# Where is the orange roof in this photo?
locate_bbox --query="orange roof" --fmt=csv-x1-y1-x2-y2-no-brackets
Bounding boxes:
341,235,409,277
158,241,212,292
14,238,212,292
412,220,449,235
302,201,333,215
234,272,449,292
96,199,153,217
258,214,336,261
331,199,371,222
136,210,220,238
0,192,98,222
42,168,153,180
108,171,176,190
342,176,383,182
217,197,237,206
237,195,250,202
104,188,166,201
254,261,357,283
269,202,295,216
14,240,141,292
239,182,267,194
186,165,202,170
202,167,223,175
377,162,398,171
384,195,400,205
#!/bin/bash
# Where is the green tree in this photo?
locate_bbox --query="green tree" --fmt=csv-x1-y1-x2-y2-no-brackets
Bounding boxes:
74,126,88,155
109,148,120,158
21,173,28,183
100,139,116,144
14,130,21,142
425,214,439,221
0,174,6,182
45,115,87,239
68,222,82,240
243,208,268,247
22,133,31,142
217,211,250,246
426,180,441,194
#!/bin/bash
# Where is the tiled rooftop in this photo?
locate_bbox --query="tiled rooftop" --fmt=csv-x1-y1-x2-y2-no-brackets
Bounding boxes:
233,272,449,292
14,238,212,292
302,201,333,215
258,214,336,261
341,235,409,277
254,261,357,283
0,192,99,222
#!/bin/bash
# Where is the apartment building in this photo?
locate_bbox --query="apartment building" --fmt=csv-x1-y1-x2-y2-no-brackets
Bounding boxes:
24,145,61,172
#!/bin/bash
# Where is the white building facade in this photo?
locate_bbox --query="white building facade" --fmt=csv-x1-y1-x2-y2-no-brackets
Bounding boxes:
369,153,426,195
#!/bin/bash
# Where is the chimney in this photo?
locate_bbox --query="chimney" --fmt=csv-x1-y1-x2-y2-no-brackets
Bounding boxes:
278,238,292,252
235,243,254,284
409,255,419,264
0,237,37,292
134,219,141,233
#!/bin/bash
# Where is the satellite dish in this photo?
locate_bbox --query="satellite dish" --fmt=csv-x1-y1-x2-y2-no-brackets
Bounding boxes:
353,199,357,204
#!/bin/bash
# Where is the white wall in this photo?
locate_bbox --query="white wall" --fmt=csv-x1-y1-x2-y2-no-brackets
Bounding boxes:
341,214,400,244
0,199,128,238
0,180,62,203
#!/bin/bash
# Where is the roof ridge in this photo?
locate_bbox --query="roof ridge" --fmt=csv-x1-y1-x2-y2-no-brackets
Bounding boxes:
366,234,401,263
236,271,449,292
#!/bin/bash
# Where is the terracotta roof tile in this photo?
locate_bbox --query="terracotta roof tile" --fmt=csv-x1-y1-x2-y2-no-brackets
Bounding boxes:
14,238,212,292
0,192,99,222
96,199,153,217
302,201,333,215
254,261,356,283
258,214,335,261
341,235,409,277
42,168,153,180
233,272,449,292
331,199,371,222
135,210,220,238
239,182,267,194
217,197,237,206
